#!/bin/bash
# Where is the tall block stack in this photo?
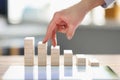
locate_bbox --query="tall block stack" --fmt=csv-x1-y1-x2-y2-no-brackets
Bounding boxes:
64,50,73,66
51,46,60,66
76,54,86,66
38,41,47,66
24,37,35,66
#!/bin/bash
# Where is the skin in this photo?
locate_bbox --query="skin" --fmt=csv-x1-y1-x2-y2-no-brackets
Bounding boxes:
43,0,105,46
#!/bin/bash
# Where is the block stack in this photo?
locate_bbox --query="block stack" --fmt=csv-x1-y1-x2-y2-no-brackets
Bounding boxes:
64,50,73,66
24,37,35,66
38,41,47,66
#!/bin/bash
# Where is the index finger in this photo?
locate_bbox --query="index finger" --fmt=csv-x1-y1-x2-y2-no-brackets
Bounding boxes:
43,19,56,43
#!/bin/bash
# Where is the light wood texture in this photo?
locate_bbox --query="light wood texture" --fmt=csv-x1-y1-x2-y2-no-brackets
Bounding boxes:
76,54,86,66
64,50,73,66
51,46,60,66
38,41,47,66
24,37,35,66
88,58,99,66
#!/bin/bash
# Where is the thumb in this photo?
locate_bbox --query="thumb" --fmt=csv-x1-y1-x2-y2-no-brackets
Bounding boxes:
66,25,76,40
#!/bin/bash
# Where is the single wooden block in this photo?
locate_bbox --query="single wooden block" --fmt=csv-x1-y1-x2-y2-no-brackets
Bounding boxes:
24,56,34,66
24,49,35,55
38,41,47,54
76,54,86,66
38,41,47,49
24,37,34,43
38,53,47,66
24,37,35,66
24,49,35,59
24,57,34,61
38,59,46,66
24,37,35,49
24,62,34,66
51,46,60,66
38,41,47,66
64,50,73,66
88,58,99,66
24,54,34,59
24,58,34,66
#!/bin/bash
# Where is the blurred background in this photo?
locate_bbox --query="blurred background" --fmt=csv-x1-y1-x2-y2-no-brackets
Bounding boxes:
0,0,120,55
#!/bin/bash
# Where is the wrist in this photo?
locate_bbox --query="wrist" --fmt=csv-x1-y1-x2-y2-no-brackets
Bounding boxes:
80,0,105,12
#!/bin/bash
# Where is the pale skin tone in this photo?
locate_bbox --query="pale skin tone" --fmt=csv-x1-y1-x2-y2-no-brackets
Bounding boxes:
43,0,105,46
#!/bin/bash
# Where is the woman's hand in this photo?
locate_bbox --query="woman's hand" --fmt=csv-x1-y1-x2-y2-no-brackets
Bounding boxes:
43,0,105,46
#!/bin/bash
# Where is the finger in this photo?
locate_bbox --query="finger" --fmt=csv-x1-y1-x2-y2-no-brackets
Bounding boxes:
43,36,49,44
57,22,68,33
43,19,56,43
57,26,67,33
42,31,51,43
51,29,57,47
66,25,76,40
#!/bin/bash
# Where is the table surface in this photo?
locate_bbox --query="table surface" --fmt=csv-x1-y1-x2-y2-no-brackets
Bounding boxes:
0,54,120,79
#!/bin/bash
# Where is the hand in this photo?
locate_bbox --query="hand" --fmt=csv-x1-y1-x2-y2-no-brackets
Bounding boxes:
43,2,87,46
43,0,105,46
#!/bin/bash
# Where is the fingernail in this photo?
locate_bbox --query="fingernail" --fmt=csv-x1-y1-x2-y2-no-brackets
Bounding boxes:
53,43,56,47
42,40,45,43
42,41,45,43
42,40,46,43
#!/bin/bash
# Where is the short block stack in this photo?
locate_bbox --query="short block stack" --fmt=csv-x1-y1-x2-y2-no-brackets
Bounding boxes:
64,50,73,66
88,58,99,66
51,46,60,66
76,54,86,66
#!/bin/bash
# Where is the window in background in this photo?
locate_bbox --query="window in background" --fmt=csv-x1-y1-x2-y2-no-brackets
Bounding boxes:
8,0,50,24
8,0,25,24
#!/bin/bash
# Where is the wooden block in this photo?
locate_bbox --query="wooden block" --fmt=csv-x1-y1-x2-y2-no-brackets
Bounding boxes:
24,49,34,54
24,37,34,49
38,41,47,49
76,54,86,66
24,58,34,66
38,41,47,54
24,55,34,66
24,55,34,59
38,55,47,66
24,62,34,66
64,50,73,66
38,41,47,66
51,46,60,66
88,58,99,66
24,37,34,43
24,37,35,66
24,58,34,62
38,55,46,60
51,46,60,53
